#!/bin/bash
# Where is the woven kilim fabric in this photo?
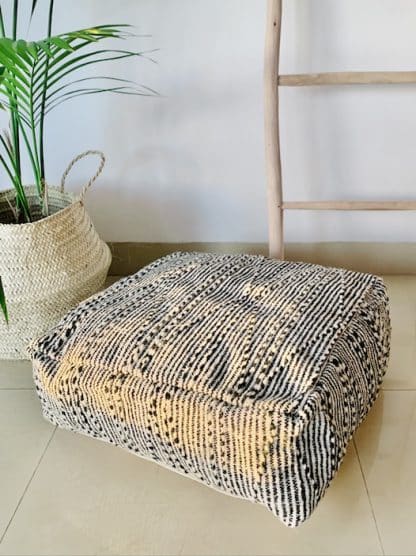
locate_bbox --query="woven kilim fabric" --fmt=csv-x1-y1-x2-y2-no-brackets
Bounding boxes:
30,252,390,527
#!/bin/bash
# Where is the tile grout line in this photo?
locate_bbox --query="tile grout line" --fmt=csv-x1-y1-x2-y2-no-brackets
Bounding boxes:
0,425,57,547
353,438,385,556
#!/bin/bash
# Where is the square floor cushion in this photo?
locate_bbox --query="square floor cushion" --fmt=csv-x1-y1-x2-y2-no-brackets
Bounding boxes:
29,252,390,527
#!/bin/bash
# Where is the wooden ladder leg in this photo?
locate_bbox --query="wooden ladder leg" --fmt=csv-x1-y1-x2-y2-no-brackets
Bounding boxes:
264,0,284,259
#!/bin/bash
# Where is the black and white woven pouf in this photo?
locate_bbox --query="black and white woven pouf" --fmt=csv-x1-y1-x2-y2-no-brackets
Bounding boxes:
30,252,390,527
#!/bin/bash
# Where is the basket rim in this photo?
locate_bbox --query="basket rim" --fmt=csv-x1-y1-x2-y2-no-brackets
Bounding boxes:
0,185,82,229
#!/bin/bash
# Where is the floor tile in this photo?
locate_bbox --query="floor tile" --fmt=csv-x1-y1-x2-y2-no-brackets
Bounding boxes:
0,390,54,542
0,430,381,556
383,276,416,390
0,360,34,390
0,430,190,556
355,391,416,556
181,444,382,556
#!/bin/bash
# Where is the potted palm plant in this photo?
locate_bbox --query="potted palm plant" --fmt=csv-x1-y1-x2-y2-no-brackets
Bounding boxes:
0,1,152,358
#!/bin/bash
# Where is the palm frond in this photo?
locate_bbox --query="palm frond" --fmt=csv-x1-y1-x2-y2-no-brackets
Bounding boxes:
42,85,153,117
0,28,155,127
0,14,154,223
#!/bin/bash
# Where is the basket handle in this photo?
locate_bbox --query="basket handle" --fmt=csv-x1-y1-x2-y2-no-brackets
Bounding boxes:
60,150,106,200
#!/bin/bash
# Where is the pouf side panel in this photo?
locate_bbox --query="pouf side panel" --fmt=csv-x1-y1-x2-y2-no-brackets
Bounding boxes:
32,357,285,512
261,277,391,527
259,411,334,527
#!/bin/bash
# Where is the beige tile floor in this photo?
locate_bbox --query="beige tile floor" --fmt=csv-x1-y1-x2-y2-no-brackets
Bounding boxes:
0,275,414,556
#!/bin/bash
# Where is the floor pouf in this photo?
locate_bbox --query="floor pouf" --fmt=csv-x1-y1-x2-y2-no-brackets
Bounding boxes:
29,252,391,527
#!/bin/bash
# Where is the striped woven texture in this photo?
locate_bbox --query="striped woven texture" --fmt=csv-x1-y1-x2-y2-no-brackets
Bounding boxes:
30,252,391,527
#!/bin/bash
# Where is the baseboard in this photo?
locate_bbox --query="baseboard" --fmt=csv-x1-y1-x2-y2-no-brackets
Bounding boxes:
108,242,416,276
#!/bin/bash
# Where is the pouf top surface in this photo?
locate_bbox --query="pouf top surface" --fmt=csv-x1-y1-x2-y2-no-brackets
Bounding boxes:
30,252,385,413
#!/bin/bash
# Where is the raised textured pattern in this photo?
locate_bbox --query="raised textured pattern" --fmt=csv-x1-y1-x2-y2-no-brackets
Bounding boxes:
30,252,391,526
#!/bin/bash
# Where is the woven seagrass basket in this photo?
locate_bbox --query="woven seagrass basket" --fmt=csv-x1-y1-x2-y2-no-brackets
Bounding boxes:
0,151,112,359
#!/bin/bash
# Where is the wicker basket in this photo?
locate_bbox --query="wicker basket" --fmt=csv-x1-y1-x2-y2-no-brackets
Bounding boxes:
0,151,112,359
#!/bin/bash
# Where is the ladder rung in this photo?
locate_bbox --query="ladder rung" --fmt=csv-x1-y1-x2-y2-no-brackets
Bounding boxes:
279,71,416,87
283,201,416,211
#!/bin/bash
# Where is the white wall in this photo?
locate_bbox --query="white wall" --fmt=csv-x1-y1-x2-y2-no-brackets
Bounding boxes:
2,0,416,243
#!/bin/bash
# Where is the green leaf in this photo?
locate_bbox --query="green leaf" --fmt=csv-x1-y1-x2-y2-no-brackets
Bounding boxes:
49,37,73,52
1,77,33,110
0,21,153,216
41,49,144,93
0,277,8,324
39,77,157,115
0,42,31,86
15,40,33,64
0,38,30,69
42,86,153,117
36,40,53,57
27,42,39,60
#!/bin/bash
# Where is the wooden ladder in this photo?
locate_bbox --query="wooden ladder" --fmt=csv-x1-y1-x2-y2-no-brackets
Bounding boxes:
264,0,416,259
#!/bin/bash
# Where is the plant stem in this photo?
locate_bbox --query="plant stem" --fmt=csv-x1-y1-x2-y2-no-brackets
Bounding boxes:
11,0,23,219
39,0,54,184
0,150,30,221
0,152,17,185
17,113,41,190
30,66,42,198
12,0,18,38
0,7,6,37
